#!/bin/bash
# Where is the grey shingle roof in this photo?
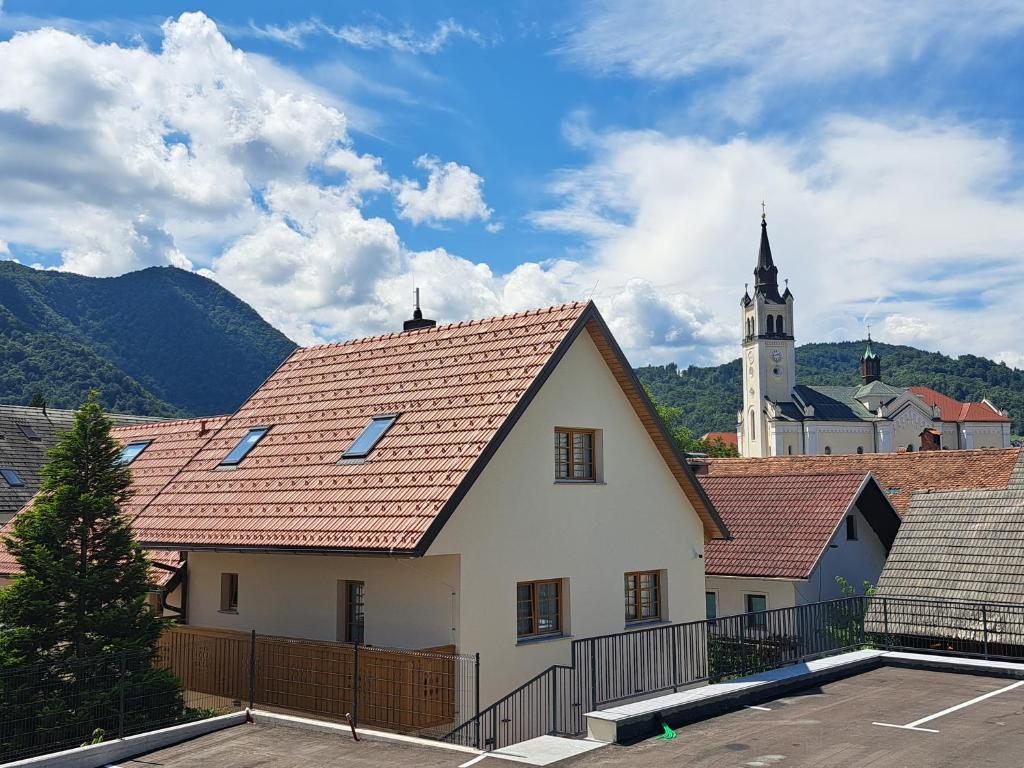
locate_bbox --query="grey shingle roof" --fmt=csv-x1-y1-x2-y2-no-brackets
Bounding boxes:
0,405,161,523
792,384,902,421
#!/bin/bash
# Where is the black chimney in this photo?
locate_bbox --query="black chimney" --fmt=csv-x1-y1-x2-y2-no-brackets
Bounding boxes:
403,288,436,331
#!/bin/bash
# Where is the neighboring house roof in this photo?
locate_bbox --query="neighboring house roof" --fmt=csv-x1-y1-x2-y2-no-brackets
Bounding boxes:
700,473,899,580
0,416,227,583
701,432,738,447
0,405,162,522
704,448,1021,516
909,386,1010,423
128,301,726,554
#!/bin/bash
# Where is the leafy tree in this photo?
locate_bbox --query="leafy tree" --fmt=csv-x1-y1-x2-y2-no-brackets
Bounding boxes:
0,393,183,758
27,391,45,409
644,385,739,457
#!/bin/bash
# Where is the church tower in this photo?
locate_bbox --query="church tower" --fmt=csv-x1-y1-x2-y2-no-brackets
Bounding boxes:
860,335,881,384
740,212,796,457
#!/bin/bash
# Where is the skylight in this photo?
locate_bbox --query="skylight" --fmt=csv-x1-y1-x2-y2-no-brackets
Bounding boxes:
1,468,24,487
118,441,151,466
219,427,270,467
18,423,40,441
342,415,399,459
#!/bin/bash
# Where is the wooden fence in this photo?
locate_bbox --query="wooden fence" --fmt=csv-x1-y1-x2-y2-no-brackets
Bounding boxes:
156,626,468,733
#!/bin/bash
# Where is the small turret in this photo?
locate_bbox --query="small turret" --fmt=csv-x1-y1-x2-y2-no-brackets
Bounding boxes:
861,334,881,384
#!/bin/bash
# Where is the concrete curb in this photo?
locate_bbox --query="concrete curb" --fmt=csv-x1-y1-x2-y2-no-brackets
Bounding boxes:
249,710,481,755
1,711,248,768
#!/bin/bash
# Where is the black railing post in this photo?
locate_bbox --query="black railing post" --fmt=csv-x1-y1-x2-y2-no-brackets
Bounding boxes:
671,628,679,692
588,642,597,710
474,653,481,749
248,630,256,710
352,641,360,727
982,604,990,659
117,650,127,740
883,598,890,650
550,669,558,735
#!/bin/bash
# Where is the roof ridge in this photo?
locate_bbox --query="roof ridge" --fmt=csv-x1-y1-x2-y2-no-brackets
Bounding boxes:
293,301,591,353
111,415,229,432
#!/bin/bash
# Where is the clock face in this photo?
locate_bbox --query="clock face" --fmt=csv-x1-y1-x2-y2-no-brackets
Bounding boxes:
770,349,783,363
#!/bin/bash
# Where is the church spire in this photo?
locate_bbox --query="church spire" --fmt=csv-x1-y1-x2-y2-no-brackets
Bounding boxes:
753,211,783,303
861,333,881,384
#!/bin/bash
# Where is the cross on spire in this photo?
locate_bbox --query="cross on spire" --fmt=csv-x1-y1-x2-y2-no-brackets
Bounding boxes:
761,200,766,220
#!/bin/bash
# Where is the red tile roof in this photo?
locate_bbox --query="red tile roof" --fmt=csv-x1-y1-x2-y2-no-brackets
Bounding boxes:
128,302,725,553
701,431,738,447
701,473,870,579
0,416,227,580
910,386,1010,423
704,448,1021,516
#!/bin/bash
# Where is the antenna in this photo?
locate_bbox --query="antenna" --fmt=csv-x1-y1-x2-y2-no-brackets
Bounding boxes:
415,287,421,311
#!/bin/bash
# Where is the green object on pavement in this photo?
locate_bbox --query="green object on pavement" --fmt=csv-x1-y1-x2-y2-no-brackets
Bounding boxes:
655,723,676,740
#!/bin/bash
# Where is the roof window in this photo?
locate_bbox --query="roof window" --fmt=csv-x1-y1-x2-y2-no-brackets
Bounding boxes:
342,415,398,459
118,441,151,466
219,427,270,467
1,468,24,487
18,423,40,441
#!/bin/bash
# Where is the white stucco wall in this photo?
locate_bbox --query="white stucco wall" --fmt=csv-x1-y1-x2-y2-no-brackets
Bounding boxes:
185,551,460,650
793,502,888,604
704,576,796,617
429,329,709,705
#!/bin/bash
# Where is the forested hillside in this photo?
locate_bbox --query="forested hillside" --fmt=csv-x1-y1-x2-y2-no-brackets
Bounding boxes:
0,262,296,416
637,341,1024,436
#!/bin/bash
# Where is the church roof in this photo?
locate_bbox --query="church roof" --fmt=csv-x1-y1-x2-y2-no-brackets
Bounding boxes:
863,335,878,360
854,380,903,400
753,215,785,304
792,384,893,421
909,386,1010,424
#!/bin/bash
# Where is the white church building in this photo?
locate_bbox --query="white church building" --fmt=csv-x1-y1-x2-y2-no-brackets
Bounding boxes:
738,215,1011,457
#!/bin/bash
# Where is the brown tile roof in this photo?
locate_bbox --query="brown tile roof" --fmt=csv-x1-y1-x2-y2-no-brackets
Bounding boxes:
704,448,1021,516
909,386,1010,423
0,416,227,580
701,431,738,447
129,302,725,553
700,473,883,579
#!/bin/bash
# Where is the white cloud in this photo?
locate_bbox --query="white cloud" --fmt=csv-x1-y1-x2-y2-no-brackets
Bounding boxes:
0,238,8,255
396,155,493,226
242,17,488,54
561,1,1024,120
532,115,1024,364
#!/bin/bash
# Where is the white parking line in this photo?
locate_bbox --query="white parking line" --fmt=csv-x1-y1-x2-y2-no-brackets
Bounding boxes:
873,678,1024,733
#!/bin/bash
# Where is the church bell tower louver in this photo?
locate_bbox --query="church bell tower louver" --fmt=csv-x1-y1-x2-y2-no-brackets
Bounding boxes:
740,211,796,457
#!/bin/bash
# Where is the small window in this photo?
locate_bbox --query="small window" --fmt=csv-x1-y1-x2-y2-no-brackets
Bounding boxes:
0,468,23,487
824,446,832,455
776,315,784,334
787,445,793,455
554,428,595,481
220,573,239,612
17,423,40,441
705,591,717,620
745,593,768,628
219,427,270,466
118,441,151,465
625,570,661,623
766,315,775,334
343,580,365,644
517,579,562,638
343,415,398,459
846,514,858,540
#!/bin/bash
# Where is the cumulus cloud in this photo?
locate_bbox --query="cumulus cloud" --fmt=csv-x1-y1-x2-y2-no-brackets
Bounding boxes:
561,1,1024,120
531,115,1024,363
396,155,493,226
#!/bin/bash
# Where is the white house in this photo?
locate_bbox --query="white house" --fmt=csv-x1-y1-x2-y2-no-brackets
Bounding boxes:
696,471,899,618
111,301,727,706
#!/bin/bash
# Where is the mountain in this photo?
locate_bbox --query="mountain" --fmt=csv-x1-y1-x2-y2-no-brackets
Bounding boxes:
0,262,296,416
637,341,1024,437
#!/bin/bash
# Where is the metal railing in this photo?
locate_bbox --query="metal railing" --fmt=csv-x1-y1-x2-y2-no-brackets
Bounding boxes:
0,647,237,764
444,595,1024,750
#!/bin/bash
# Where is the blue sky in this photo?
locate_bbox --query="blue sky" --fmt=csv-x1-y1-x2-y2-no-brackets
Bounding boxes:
1,1,1023,367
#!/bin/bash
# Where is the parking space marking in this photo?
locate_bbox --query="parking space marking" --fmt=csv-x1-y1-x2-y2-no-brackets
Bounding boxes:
873,679,1024,733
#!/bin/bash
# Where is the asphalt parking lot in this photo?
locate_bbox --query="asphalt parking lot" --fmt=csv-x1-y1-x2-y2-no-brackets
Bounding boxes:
121,666,1024,768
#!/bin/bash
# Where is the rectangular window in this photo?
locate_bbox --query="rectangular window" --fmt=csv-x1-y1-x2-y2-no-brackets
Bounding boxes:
846,514,858,540
625,570,661,623
342,580,365,644
705,591,717,620
220,573,239,612
745,593,767,628
517,579,562,639
343,415,399,459
219,427,270,467
0,468,23,487
17,423,40,441
554,428,595,481
118,441,151,466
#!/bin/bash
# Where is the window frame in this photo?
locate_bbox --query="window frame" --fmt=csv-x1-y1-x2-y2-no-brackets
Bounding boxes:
846,514,858,541
0,468,23,487
624,570,662,624
17,423,40,441
554,427,597,482
219,573,239,613
705,590,718,621
744,593,768,628
218,426,271,467
342,580,365,644
516,579,563,640
342,414,399,459
118,440,152,466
